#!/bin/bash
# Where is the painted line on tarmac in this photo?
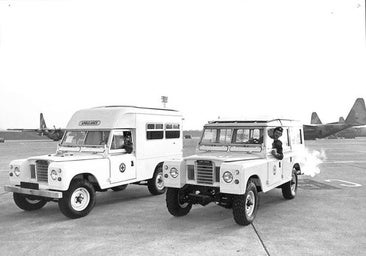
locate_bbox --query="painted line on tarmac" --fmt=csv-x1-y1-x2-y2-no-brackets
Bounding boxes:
323,160,366,164
251,223,270,256
324,179,362,188
323,161,366,170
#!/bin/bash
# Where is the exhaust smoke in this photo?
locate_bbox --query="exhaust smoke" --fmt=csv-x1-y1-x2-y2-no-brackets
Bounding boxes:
299,149,326,177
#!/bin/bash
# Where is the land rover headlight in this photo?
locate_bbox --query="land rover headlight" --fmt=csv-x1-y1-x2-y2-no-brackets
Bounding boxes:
14,167,20,177
223,171,233,183
50,169,58,180
170,167,179,178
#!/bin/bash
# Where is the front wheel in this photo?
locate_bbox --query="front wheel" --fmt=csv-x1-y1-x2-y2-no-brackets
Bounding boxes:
58,179,96,219
148,165,166,195
232,180,259,226
282,170,298,199
13,193,47,211
166,188,192,217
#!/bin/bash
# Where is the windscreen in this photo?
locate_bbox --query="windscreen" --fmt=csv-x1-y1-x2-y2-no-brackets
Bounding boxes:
200,127,263,145
61,131,110,146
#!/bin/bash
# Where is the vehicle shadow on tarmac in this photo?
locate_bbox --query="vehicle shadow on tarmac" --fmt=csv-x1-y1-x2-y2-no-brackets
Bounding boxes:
3,187,297,225
257,190,291,210
94,188,156,206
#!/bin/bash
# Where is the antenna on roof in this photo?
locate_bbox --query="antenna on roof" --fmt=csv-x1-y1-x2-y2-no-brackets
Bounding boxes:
161,96,168,108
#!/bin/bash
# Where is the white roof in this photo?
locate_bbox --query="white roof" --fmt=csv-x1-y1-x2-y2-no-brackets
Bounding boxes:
66,106,181,130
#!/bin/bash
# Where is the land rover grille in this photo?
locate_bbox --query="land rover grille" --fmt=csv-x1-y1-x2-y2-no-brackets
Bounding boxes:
195,160,220,185
35,160,49,183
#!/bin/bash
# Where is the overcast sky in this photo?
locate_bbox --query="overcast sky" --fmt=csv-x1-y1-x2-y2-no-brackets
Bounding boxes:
0,0,365,130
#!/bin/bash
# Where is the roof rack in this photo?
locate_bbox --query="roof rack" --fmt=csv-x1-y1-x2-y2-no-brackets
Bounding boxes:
94,105,178,112
208,120,269,124
208,118,297,124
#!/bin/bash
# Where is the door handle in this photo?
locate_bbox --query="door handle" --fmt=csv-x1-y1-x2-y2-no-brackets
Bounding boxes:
131,161,134,167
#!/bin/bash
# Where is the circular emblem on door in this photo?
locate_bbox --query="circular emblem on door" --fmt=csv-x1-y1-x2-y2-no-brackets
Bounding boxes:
119,163,126,173
273,165,277,175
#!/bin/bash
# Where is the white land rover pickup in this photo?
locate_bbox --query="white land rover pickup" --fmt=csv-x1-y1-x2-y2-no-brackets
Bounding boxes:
164,119,305,225
5,106,183,218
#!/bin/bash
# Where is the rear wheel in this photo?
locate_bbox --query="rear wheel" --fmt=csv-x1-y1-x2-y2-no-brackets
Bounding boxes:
282,170,298,199
232,180,259,226
166,188,192,216
13,193,47,211
58,179,96,219
148,165,166,195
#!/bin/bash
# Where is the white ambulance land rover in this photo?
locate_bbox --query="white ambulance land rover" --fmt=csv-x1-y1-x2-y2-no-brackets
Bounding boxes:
164,119,305,226
5,106,183,218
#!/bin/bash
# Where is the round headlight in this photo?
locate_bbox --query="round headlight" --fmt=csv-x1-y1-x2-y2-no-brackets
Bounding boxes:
170,167,179,178
223,171,233,183
14,167,20,177
50,169,58,180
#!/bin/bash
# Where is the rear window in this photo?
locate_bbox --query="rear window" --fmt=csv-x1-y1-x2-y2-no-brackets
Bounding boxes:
165,123,180,139
146,123,164,140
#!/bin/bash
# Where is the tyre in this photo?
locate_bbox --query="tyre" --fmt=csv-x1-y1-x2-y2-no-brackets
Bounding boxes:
282,170,298,199
232,180,259,226
13,193,47,211
58,179,96,219
148,164,166,195
166,188,192,217
218,195,233,209
218,202,233,209
111,184,128,192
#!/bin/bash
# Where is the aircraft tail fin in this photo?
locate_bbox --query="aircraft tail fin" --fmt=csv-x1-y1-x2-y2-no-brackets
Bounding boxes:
311,112,322,124
345,98,366,126
40,113,47,130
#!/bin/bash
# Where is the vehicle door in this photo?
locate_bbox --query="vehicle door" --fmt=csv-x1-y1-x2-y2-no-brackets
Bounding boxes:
108,130,136,184
266,128,283,186
267,156,283,185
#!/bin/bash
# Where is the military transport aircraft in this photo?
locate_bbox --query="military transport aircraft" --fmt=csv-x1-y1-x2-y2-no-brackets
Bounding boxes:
304,98,366,140
8,113,64,141
331,117,366,139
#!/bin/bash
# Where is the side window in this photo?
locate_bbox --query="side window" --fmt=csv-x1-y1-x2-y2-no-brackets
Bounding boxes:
146,123,164,140
293,128,303,145
111,135,124,150
165,123,180,139
297,129,303,144
279,128,290,147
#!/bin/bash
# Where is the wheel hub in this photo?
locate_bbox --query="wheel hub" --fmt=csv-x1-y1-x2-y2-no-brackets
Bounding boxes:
245,191,255,216
291,174,297,193
71,188,90,211
75,194,84,204
156,172,164,190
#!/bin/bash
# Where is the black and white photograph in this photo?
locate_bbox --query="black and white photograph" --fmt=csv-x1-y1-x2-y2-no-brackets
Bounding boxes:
0,0,365,255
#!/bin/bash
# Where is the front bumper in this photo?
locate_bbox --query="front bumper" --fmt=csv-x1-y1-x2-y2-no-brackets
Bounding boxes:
4,185,63,199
